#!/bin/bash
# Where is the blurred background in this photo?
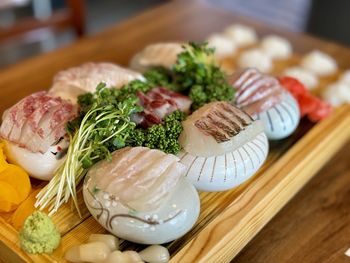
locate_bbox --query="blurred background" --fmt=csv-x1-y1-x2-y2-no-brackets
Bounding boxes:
0,0,349,69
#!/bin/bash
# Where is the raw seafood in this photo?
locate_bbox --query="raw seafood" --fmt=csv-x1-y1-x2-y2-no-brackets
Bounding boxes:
207,34,236,58
178,101,268,191
50,62,144,102
130,42,184,72
301,50,337,76
230,68,300,140
87,147,184,212
224,24,257,47
0,91,78,153
260,35,292,60
135,87,192,128
237,49,273,73
83,147,200,244
229,68,283,115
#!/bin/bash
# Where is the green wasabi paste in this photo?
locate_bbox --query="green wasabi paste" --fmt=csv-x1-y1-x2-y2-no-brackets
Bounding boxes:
19,211,60,254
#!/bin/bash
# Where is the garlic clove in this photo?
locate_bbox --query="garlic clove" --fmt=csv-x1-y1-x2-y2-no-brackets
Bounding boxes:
139,245,170,263
102,250,131,263
65,245,82,263
123,250,143,262
65,242,110,263
88,234,119,251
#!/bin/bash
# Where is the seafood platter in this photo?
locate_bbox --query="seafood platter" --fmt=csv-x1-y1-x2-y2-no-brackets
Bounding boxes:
0,23,350,263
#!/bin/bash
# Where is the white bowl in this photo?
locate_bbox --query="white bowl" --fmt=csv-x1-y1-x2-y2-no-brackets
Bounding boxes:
255,92,300,140
83,175,200,244
178,132,268,192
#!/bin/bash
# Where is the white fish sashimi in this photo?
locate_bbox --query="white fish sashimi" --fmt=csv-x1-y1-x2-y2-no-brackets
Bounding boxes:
301,50,337,76
223,24,258,47
207,34,236,58
179,101,263,157
18,99,62,149
129,42,184,72
50,62,143,102
88,147,184,212
260,35,292,60
1,91,46,142
128,162,185,211
178,101,268,191
0,91,78,153
237,49,273,73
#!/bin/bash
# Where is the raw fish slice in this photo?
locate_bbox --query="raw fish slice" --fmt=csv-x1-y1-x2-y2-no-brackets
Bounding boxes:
149,87,192,112
106,149,165,199
179,101,261,157
18,98,62,149
9,94,50,145
130,43,184,72
105,150,159,193
25,99,77,153
229,68,284,114
128,162,185,211
50,63,143,102
231,69,261,97
1,92,46,142
87,147,184,212
22,104,63,152
237,76,280,106
92,147,136,189
1,92,78,153
118,154,178,202
135,87,191,128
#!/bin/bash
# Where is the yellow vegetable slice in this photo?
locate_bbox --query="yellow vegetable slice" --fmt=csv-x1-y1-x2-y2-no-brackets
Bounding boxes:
11,189,41,230
0,164,31,202
0,181,21,212
0,142,8,173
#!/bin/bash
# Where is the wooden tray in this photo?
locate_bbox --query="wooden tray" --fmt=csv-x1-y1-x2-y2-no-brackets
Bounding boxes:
1,105,350,263
1,1,350,262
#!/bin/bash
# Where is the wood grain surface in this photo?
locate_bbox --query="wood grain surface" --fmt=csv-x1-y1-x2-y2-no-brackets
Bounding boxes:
0,0,349,262
233,140,350,263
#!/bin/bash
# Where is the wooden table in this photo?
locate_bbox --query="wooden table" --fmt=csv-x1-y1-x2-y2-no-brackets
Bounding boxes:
0,0,349,262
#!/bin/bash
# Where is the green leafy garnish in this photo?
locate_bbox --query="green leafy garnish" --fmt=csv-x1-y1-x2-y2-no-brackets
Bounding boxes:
143,67,176,90
36,83,142,215
143,42,234,110
128,110,185,154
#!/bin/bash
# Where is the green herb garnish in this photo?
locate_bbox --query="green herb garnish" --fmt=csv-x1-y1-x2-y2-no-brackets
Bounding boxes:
128,110,185,154
36,83,142,215
143,42,234,110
